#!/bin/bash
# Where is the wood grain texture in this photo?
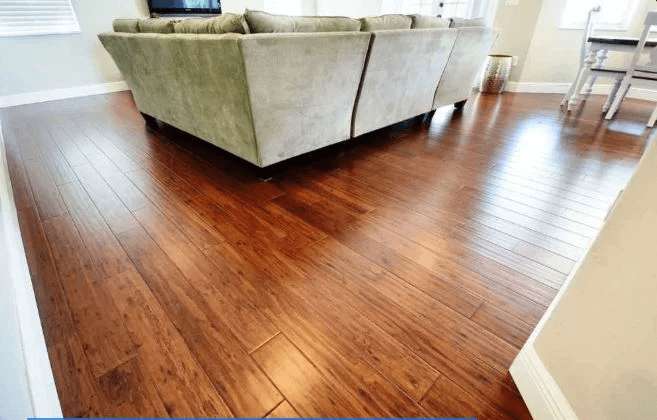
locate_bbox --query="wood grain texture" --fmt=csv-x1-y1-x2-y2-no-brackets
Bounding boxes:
1,91,648,418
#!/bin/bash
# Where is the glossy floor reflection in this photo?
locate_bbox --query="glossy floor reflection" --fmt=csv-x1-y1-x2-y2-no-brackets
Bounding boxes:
0,91,650,418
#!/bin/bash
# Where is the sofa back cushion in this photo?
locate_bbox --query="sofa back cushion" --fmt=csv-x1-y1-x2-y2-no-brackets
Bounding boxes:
245,9,360,33
173,13,249,34
138,18,177,33
449,17,486,27
360,14,411,31
409,14,450,29
113,18,140,33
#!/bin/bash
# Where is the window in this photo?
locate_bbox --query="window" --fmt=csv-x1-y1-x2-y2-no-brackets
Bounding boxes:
263,0,304,15
439,0,489,18
560,0,640,31
0,0,80,37
380,0,487,18
394,1,440,15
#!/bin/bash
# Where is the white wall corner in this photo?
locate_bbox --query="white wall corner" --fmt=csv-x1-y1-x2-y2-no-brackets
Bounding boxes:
0,81,129,108
0,122,62,418
510,343,578,420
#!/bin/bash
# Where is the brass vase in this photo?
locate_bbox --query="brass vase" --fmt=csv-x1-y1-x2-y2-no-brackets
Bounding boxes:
480,54,513,94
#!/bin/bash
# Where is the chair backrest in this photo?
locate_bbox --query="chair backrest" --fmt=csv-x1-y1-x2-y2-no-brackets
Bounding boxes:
580,6,601,63
627,11,657,75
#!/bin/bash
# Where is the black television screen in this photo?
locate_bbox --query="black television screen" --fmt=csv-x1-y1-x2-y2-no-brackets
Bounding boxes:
148,0,221,14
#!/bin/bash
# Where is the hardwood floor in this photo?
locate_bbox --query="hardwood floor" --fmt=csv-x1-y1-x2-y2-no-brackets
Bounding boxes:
1,91,651,418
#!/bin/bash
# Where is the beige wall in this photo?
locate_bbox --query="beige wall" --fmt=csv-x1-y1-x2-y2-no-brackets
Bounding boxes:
491,0,543,81
519,0,656,83
492,0,657,83
530,139,657,419
0,0,148,97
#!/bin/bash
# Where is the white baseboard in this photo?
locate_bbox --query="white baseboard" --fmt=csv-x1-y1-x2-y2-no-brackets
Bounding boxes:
505,81,657,102
510,343,578,420
0,80,129,108
0,122,62,417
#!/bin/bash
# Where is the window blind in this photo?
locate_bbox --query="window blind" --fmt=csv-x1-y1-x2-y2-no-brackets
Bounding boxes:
0,0,80,37
560,0,640,31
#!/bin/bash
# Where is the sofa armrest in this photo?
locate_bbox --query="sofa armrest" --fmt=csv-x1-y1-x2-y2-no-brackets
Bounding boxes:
433,27,498,108
99,32,260,165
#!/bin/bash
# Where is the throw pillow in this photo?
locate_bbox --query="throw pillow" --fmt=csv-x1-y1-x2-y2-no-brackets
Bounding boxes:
449,17,486,28
174,13,249,34
112,18,140,33
245,9,360,33
360,14,412,31
138,18,177,33
408,14,450,29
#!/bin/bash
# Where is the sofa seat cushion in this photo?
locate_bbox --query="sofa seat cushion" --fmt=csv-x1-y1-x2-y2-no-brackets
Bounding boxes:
245,9,360,33
174,13,249,34
138,18,178,33
409,14,450,29
360,14,412,31
449,17,486,27
113,18,140,33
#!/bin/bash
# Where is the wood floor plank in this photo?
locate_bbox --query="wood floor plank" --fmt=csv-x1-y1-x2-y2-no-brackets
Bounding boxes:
2,91,645,418
252,334,362,417
471,302,534,349
97,358,169,417
116,225,283,417
266,400,300,418
58,181,134,279
42,215,138,377
184,213,439,410
71,164,141,235
16,206,74,345
48,334,107,417
286,239,532,418
104,269,234,417
23,157,68,220
421,376,517,420
132,204,280,352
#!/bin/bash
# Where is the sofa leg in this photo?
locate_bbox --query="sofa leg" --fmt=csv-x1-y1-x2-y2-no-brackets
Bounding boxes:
140,112,159,129
424,109,437,124
256,165,276,182
454,100,467,111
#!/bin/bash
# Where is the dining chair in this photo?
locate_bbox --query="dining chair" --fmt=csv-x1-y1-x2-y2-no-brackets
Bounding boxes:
562,6,626,113
605,11,657,127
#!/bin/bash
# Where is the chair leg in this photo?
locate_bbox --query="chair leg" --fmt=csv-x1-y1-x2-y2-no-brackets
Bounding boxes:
568,72,591,111
647,106,657,128
605,79,631,120
583,75,597,99
602,78,622,113
568,49,598,112
561,64,584,109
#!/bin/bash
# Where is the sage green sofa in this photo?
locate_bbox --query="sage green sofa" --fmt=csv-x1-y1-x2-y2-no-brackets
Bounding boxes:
433,27,497,109
352,28,457,137
100,12,495,168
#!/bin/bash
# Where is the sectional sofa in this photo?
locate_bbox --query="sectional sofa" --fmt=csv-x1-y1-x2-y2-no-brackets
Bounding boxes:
100,11,496,168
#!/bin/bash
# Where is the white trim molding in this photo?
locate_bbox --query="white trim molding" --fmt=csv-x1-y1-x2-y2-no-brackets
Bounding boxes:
505,81,657,102
510,344,578,420
0,80,129,108
0,122,62,417
509,217,595,420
